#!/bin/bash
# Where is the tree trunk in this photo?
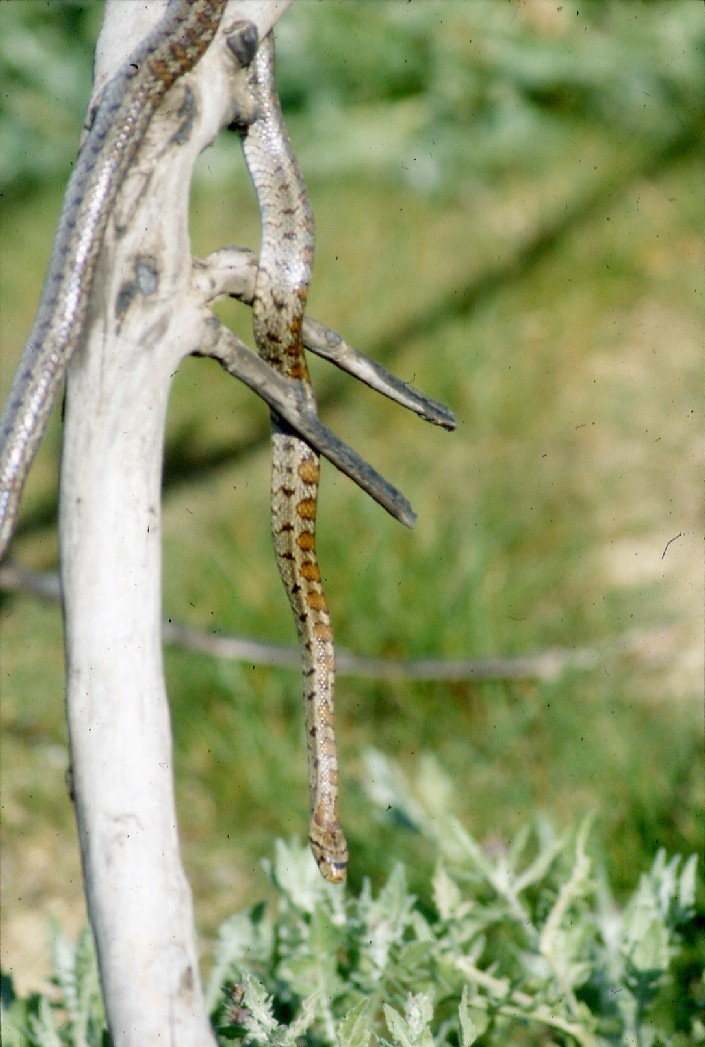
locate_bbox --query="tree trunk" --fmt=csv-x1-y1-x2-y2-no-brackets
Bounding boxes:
60,2,292,1043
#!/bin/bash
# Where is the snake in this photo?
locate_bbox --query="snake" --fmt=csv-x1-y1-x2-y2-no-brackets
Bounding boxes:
0,2,348,882
238,34,349,883
0,0,228,560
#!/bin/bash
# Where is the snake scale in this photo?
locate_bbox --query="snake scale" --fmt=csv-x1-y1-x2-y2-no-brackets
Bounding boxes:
238,34,349,883
0,0,227,560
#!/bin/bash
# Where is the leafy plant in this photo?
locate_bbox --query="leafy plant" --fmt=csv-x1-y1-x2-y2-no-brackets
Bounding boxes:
2,754,698,1047
1,921,106,1047
2,1,703,193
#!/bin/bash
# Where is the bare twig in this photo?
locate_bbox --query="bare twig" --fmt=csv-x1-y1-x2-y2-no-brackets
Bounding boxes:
202,319,417,527
301,316,456,430
1,563,674,683
195,247,457,430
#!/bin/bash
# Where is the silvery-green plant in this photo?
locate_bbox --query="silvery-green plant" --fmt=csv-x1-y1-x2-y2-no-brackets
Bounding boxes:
1,752,699,1046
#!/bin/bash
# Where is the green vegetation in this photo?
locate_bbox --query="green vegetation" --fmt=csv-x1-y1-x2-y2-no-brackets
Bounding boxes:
1,771,700,1044
0,0,702,1039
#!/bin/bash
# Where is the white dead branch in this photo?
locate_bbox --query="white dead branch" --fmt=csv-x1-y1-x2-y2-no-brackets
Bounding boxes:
59,2,292,1044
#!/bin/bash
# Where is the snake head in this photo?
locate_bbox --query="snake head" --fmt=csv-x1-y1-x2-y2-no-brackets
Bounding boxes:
310,824,349,884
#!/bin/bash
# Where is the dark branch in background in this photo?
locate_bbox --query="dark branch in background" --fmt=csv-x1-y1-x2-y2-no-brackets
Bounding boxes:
0,563,675,683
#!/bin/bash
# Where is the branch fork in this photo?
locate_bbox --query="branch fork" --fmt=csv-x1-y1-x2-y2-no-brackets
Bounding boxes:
6,2,454,1044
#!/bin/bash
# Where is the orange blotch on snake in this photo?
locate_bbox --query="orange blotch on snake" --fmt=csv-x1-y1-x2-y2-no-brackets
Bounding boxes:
296,530,316,551
297,498,317,520
313,621,333,642
298,460,320,484
307,591,327,612
287,361,309,381
151,59,172,81
300,561,321,582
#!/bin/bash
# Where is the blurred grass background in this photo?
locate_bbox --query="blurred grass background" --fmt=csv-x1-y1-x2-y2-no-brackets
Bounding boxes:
0,0,702,1011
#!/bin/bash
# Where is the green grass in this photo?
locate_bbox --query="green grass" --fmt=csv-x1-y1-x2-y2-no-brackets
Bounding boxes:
0,0,702,1018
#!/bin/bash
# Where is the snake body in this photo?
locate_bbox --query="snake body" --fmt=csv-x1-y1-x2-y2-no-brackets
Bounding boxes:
0,0,227,559
240,35,348,883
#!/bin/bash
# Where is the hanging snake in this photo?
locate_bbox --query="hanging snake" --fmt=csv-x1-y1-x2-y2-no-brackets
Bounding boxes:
1,5,351,883
237,34,348,883
0,0,227,559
